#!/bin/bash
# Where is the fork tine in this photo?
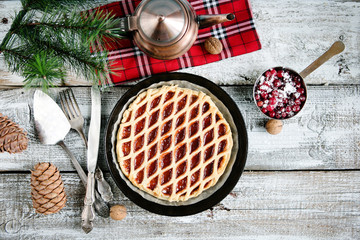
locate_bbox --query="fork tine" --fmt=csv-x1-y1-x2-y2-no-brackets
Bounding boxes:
62,90,75,119
59,91,71,120
68,89,82,117
64,89,77,117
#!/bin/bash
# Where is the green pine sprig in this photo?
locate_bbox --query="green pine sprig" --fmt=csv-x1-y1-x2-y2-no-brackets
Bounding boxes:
23,51,66,92
0,0,126,90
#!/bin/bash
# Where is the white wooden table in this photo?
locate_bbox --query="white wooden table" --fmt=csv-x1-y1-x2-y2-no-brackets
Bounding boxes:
0,0,359,239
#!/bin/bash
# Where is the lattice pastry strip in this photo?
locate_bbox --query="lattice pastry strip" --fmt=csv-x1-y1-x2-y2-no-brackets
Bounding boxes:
116,86,233,202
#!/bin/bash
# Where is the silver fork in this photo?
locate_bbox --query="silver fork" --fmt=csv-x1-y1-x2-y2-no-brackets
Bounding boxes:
60,89,113,203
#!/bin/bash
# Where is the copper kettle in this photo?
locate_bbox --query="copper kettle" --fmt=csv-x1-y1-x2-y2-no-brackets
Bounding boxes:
117,0,235,60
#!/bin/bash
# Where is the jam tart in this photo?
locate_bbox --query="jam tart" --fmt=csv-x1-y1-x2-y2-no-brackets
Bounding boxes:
116,86,233,202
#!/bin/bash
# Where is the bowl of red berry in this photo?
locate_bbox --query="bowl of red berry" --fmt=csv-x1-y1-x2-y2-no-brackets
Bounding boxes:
253,67,307,119
253,41,345,120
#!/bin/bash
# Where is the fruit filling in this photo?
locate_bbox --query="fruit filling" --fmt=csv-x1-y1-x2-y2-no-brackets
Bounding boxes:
254,67,306,119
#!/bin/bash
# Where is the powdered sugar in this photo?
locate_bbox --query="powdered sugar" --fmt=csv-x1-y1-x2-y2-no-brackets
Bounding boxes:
283,83,296,94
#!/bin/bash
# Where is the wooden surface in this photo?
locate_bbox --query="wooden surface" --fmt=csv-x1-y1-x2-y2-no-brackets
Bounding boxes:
0,0,359,239
1,171,359,239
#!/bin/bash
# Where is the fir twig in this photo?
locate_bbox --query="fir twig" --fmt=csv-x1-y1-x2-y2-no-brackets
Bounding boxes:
0,1,126,89
23,51,66,92
23,9,126,49
20,29,109,84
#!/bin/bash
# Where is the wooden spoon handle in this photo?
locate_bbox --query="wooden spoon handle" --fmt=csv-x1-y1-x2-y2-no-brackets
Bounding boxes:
299,41,345,79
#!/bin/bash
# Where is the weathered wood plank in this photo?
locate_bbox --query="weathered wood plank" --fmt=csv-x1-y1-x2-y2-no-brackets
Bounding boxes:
0,85,359,171
0,0,359,86
0,171,359,239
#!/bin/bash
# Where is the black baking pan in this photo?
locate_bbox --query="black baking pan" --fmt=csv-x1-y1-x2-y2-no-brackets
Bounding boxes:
105,72,248,216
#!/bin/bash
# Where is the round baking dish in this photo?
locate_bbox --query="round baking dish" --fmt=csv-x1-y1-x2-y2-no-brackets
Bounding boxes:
105,72,248,216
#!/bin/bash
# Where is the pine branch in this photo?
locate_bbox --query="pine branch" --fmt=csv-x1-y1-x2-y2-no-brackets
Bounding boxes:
0,1,125,89
14,8,123,81
16,24,111,84
24,9,126,49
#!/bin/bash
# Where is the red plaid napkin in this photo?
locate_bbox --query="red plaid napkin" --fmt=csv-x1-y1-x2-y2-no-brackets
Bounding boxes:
93,0,261,85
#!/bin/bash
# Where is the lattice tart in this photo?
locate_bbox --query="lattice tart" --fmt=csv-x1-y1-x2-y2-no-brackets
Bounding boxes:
116,85,233,202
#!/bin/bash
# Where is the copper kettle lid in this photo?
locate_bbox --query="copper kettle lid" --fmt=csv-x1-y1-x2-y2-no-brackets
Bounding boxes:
137,0,188,44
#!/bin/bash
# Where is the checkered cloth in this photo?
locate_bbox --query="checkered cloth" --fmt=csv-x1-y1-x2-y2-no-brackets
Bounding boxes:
92,0,261,85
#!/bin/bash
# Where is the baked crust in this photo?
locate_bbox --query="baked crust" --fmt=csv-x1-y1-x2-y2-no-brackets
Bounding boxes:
116,86,233,202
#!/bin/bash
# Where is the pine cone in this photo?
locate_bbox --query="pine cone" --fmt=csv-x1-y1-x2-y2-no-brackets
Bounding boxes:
31,163,67,215
0,113,28,153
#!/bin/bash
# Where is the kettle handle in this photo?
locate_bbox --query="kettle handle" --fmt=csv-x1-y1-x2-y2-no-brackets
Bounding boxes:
117,16,138,32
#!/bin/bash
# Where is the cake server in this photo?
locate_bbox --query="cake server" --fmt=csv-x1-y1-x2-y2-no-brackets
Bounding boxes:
81,87,101,234
33,90,109,218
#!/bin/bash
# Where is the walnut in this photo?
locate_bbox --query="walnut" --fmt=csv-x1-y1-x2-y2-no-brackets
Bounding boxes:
204,37,223,55
265,119,283,135
110,205,127,220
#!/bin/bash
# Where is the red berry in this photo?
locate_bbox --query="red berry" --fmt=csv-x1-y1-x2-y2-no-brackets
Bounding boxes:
262,82,270,88
295,81,301,88
272,90,279,97
300,95,306,102
265,71,272,78
255,94,261,101
257,101,264,107
261,108,268,114
286,106,292,112
261,92,268,99
294,99,301,105
267,105,275,111
275,113,282,119
269,111,276,118
259,84,269,92
282,112,287,118
273,79,282,87
297,88,305,94
270,69,277,75
292,105,300,112
277,70,283,78
269,97,277,105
